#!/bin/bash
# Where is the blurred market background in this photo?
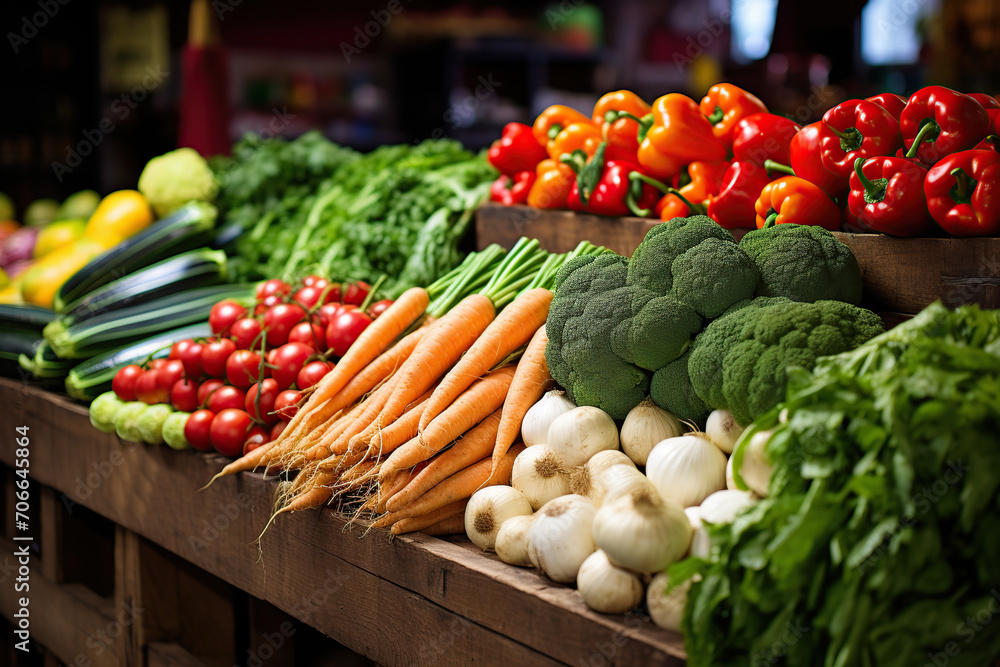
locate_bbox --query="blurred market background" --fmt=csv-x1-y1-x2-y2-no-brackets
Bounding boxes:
1,0,998,211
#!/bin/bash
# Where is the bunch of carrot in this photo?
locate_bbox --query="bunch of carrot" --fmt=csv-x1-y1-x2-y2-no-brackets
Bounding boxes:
207,239,606,538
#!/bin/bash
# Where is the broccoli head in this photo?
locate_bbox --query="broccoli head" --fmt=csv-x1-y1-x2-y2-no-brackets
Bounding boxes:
670,237,760,318
626,215,733,294
611,289,703,372
739,224,863,305
690,297,885,425
649,350,710,424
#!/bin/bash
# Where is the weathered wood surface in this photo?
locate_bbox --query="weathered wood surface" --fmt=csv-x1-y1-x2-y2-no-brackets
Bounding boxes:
476,203,1000,316
0,378,686,667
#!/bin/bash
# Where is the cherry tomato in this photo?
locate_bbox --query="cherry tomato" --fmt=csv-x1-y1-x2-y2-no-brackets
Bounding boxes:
274,390,302,421
343,281,371,306
148,358,168,370
200,338,237,378
226,349,262,388
210,409,253,457
170,378,199,413
112,364,143,401
322,283,342,304
297,360,334,390
292,286,324,310
185,409,216,451
254,292,286,316
134,369,161,404
314,303,346,328
230,317,263,350
157,359,185,393
302,275,329,289
256,279,291,302
268,342,313,389
245,378,280,425
288,321,326,350
207,385,247,413
178,340,205,379
367,299,394,319
264,303,307,347
242,425,270,457
196,378,226,407
170,338,197,361
209,299,247,335
326,309,372,358
270,420,288,441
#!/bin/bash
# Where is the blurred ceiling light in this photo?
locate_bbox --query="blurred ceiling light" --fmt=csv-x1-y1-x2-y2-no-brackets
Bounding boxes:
861,0,940,65
731,0,779,62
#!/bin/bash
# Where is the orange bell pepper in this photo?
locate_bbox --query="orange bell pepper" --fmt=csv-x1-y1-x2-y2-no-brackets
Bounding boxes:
527,159,576,209
655,160,731,220
547,122,603,161
754,176,841,231
593,90,651,157
700,83,768,149
532,105,592,148
637,94,727,181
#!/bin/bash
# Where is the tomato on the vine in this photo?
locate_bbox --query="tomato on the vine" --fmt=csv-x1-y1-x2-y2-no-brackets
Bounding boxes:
230,318,263,350
170,378,199,413
326,309,372,358
178,340,205,378
226,349,262,388
270,420,288,441
134,369,162,404
157,359,185,392
301,275,329,289
343,281,371,306
268,342,313,389
245,378,280,425
210,409,253,457
292,286,324,310
274,390,302,421
170,338,198,360
367,299,394,319
296,360,334,390
209,299,247,335
288,321,326,350
242,425,269,457
200,338,237,378
148,358,168,370
185,409,216,451
196,379,225,407
314,303,347,328
263,303,307,347
112,364,143,401
256,279,291,302
207,385,246,413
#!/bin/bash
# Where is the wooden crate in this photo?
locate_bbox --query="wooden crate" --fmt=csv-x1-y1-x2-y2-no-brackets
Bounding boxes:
476,204,1000,319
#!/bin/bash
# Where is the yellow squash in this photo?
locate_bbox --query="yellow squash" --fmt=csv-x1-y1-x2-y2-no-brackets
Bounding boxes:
34,218,86,258
84,190,153,242
19,235,117,308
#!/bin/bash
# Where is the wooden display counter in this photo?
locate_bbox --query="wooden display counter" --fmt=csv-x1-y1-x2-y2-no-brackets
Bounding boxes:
0,378,686,667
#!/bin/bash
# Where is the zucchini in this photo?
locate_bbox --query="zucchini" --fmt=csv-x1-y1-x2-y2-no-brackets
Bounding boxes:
65,322,212,401
58,248,228,327
19,340,76,379
0,304,57,332
0,329,39,362
46,284,254,359
54,202,218,312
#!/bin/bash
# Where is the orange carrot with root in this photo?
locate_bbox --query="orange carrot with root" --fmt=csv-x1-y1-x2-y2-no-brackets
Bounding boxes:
390,499,469,535
418,288,552,433
417,514,467,536
493,324,553,472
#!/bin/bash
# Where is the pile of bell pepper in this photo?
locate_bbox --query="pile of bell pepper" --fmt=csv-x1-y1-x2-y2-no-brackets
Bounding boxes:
487,83,1000,238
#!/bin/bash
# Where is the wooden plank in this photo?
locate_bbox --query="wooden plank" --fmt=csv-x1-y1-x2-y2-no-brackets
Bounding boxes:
475,203,1000,317
0,538,125,667
0,379,684,666
39,487,62,583
247,597,295,667
114,527,143,667
147,642,207,667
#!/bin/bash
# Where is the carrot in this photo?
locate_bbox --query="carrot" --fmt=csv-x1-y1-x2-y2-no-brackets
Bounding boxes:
374,443,524,527
376,468,418,514
493,324,554,472
273,287,429,449
364,386,439,459
418,288,552,433
305,399,368,461
354,294,495,447
379,365,515,481
321,371,402,463
390,499,468,535
386,410,501,513
417,514,466,536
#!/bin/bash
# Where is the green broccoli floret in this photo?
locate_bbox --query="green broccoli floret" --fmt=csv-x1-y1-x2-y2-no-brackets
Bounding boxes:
626,215,733,294
649,350,710,424
739,224,863,304
670,237,759,318
611,289,703,371
138,147,219,217
690,298,885,425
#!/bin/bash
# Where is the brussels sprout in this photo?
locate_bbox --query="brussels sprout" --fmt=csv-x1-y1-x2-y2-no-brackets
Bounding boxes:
162,411,191,451
114,401,148,442
137,404,174,445
89,391,125,433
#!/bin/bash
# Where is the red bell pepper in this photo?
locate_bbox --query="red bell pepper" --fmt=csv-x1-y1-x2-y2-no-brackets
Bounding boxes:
707,160,772,229
818,99,902,184
786,122,846,197
967,93,1000,110
847,157,933,236
564,145,660,217
754,176,840,231
490,171,536,206
699,83,768,149
866,93,907,120
638,94,727,180
900,86,992,166
488,122,548,175
732,113,801,167
593,90,651,158
924,149,1000,237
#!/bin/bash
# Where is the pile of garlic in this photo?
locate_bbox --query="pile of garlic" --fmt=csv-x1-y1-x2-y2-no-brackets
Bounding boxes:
464,391,772,633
